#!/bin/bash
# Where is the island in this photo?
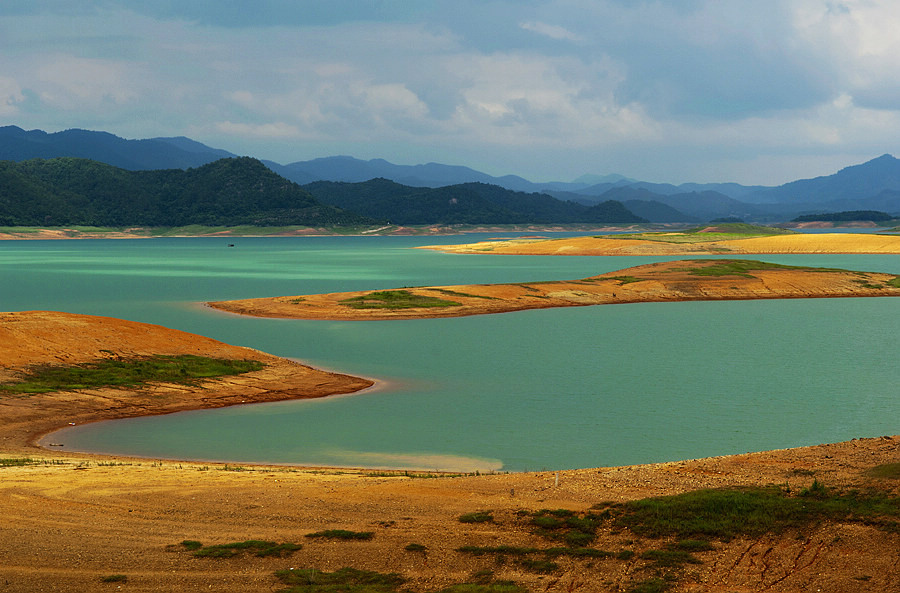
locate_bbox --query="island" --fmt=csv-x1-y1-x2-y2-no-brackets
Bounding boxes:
421,224,900,256
208,259,900,320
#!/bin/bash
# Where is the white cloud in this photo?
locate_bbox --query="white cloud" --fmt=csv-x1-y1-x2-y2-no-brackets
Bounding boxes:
213,121,301,138
520,21,582,42
0,76,24,116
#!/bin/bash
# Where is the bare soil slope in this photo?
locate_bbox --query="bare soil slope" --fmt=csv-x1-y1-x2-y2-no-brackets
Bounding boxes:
0,311,372,452
208,259,900,320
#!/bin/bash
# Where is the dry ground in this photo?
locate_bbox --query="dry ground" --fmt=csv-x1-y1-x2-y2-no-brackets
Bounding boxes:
421,232,900,256
1,312,899,593
208,259,900,320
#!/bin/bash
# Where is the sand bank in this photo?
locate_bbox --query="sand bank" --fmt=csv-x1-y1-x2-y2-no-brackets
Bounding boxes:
0,311,373,453
421,231,900,256
208,259,900,320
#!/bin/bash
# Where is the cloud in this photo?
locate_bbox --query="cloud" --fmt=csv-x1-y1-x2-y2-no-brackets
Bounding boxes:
213,121,301,139
3,0,900,184
0,76,24,116
519,20,582,42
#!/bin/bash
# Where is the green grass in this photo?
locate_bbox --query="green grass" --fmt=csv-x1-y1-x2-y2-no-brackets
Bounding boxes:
457,545,539,556
640,549,702,568
867,463,900,479
0,354,265,394
458,511,494,524
182,539,302,558
100,574,128,583
528,509,603,545
607,223,795,244
275,567,405,592
404,543,428,552
430,288,499,300
611,484,900,540
305,529,374,540
669,259,811,278
275,567,526,593
340,290,462,310
887,277,900,288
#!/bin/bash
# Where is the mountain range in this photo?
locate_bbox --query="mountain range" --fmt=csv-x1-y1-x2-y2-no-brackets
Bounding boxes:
3,125,900,223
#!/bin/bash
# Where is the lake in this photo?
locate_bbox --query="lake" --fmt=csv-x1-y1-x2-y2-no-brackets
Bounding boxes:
3,235,899,471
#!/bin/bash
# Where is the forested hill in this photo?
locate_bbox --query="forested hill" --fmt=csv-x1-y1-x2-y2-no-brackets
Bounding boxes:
302,178,647,224
0,157,374,227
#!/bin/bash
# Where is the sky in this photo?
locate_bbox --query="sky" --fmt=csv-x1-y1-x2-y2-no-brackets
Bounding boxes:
2,1,900,186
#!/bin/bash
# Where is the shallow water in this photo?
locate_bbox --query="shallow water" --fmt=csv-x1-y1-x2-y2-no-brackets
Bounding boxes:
3,236,899,471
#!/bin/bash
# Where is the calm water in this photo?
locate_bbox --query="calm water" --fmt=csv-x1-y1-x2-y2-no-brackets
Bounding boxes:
3,236,899,471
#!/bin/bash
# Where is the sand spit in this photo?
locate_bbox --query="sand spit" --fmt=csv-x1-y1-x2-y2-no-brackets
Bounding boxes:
0,311,373,452
421,231,900,256
208,259,900,320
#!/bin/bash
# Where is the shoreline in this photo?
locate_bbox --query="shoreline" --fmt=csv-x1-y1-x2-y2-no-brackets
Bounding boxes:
2,312,899,590
208,259,900,321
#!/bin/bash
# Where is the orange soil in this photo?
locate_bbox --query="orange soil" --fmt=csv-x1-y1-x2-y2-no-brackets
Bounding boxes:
1,311,899,592
421,232,900,256
0,311,372,453
208,259,900,320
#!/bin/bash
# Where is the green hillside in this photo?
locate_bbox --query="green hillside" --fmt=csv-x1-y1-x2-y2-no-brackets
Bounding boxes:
0,157,373,227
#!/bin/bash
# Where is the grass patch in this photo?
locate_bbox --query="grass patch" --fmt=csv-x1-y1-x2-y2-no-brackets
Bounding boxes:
457,545,540,556
305,529,374,540
640,549,703,568
340,290,461,310
611,484,900,540
626,577,673,593
431,288,499,300
671,259,808,278
182,539,302,558
100,574,128,583
887,277,900,288
608,223,795,244
275,567,405,592
405,543,427,552
0,354,265,394
606,276,643,284
459,511,494,524
867,463,900,479
516,558,558,574
528,509,604,545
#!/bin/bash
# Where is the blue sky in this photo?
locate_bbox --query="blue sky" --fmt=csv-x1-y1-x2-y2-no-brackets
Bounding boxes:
2,1,900,185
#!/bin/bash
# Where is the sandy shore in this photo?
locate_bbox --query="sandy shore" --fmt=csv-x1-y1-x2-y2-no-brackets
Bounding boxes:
208,259,900,320
2,311,899,592
0,311,372,453
421,231,900,256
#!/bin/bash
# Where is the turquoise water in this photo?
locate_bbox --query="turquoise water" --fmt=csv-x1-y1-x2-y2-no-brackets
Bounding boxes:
3,236,899,471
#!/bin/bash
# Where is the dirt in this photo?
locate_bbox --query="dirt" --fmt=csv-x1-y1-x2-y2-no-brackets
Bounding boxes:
1,313,899,593
421,232,900,256
208,259,900,320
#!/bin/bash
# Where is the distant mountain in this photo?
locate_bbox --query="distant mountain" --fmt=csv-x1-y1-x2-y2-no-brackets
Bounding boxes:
273,156,547,193
748,154,900,204
0,126,237,170
302,179,647,225
0,157,371,227
5,125,900,224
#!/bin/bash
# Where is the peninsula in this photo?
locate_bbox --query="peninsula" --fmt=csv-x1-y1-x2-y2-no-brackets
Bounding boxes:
1,309,899,592
208,259,900,320
421,225,900,256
